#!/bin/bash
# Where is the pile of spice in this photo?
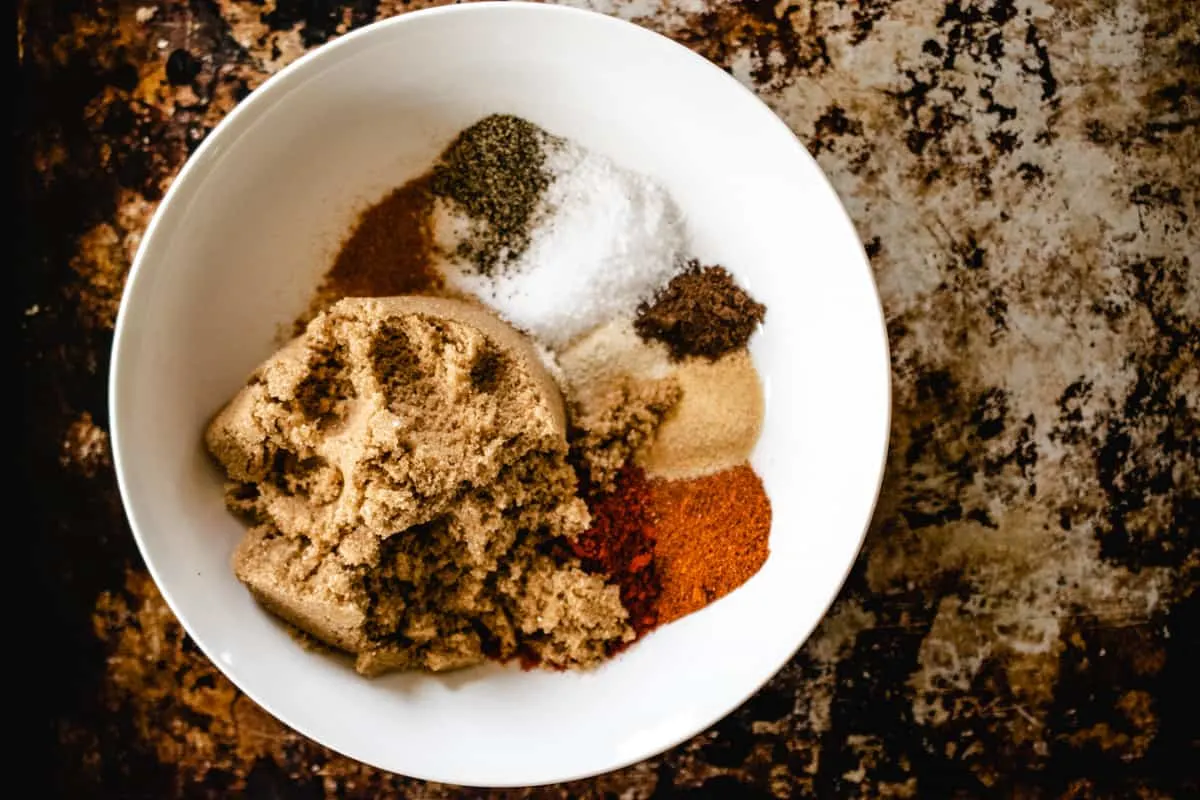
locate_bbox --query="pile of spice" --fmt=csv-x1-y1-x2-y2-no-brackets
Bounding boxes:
304,176,441,326
428,114,551,275
635,261,766,361
213,113,776,674
647,465,771,624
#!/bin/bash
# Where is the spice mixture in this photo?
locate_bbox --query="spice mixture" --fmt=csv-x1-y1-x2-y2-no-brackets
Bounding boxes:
207,114,775,674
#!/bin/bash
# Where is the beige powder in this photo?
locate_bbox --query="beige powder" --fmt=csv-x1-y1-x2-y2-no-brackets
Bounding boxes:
206,296,632,674
558,318,680,493
557,317,673,395
558,317,763,483
638,350,764,480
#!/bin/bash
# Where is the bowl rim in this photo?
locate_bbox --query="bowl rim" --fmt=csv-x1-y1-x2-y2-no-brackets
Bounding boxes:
109,0,892,787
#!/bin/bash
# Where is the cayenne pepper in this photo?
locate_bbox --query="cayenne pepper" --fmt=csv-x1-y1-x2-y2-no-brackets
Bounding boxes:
647,465,771,625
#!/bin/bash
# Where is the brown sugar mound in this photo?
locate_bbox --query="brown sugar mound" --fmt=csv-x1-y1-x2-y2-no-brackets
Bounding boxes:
555,318,681,496
205,296,632,674
634,263,765,361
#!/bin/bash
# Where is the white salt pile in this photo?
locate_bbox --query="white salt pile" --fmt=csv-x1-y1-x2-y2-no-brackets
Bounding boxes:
435,140,687,349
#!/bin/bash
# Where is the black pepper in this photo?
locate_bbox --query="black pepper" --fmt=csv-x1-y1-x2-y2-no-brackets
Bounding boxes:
429,114,553,275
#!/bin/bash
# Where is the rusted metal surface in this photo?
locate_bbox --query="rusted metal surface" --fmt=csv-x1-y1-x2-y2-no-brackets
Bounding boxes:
20,0,1198,796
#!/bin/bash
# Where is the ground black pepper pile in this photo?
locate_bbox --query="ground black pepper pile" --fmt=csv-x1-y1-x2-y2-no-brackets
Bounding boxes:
429,114,553,275
634,262,766,360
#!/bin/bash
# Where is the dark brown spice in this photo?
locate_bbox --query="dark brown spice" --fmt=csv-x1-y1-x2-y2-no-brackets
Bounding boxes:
634,262,766,361
429,114,552,275
307,174,442,323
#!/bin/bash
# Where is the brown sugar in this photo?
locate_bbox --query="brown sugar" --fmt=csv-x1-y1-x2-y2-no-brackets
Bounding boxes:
206,296,632,674
648,466,772,625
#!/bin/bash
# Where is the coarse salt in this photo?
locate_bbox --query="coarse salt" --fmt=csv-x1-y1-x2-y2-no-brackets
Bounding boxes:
439,141,687,349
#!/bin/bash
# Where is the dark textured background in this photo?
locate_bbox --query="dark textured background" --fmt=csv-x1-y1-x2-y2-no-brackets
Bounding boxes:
18,0,1198,796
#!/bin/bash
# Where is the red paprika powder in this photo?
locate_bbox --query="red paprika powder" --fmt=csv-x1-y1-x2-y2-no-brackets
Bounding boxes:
569,466,660,638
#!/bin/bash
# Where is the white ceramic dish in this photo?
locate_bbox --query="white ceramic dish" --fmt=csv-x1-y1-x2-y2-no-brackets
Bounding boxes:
110,2,889,787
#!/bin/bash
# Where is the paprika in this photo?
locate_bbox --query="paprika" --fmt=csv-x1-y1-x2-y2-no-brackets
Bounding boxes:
569,466,660,638
648,465,772,625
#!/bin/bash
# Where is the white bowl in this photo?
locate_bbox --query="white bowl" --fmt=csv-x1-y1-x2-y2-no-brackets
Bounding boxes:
110,2,889,787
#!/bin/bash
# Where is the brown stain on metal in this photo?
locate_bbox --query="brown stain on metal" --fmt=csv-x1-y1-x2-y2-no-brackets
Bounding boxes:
90,568,437,794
